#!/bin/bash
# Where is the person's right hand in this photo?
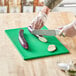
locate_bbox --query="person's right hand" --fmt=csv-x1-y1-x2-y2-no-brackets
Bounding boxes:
57,20,76,37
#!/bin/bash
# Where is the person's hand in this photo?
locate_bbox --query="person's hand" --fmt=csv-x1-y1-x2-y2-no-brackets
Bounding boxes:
57,20,76,37
29,6,50,29
30,12,47,29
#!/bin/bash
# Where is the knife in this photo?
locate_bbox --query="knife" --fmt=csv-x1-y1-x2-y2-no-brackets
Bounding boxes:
31,29,60,36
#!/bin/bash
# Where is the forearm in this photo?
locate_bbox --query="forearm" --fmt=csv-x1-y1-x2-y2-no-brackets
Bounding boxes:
40,0,62,15
44,0,62,10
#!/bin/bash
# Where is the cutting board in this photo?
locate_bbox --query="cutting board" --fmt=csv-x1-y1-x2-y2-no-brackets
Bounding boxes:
5,26,69,60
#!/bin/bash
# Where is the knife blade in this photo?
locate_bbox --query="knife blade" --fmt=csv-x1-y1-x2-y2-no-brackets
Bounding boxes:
31,29,60,36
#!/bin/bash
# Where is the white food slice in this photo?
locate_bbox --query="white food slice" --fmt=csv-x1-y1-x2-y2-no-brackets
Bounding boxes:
48,45,56,52
38,37,47,42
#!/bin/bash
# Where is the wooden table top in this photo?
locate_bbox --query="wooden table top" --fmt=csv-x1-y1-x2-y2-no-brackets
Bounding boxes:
0,12,76,76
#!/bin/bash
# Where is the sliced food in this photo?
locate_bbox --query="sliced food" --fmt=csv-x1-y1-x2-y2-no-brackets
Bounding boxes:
39,36,47,42
48,45,56,52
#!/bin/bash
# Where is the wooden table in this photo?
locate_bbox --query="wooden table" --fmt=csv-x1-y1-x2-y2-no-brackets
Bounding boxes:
0,12,76,76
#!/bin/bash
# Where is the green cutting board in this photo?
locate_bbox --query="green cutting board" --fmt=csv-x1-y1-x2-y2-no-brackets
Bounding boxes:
5,26,69,60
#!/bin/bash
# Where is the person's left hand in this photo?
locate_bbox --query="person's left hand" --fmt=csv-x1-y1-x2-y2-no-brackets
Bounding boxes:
57,20,76,37
30,12,47,29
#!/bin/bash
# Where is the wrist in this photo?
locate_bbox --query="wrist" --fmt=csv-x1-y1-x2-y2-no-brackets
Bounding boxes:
45,0,62,10
38,11,47,22
41,6,50,15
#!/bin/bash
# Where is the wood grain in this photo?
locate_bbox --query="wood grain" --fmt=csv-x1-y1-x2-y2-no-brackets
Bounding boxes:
0,12,76,76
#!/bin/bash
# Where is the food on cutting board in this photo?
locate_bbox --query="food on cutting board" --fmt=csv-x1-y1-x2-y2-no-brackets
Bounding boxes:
28,26,33,33
28,26,57,50
19,29,28,49
28,26,47,42
48,45,56,52
38,36,47,42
